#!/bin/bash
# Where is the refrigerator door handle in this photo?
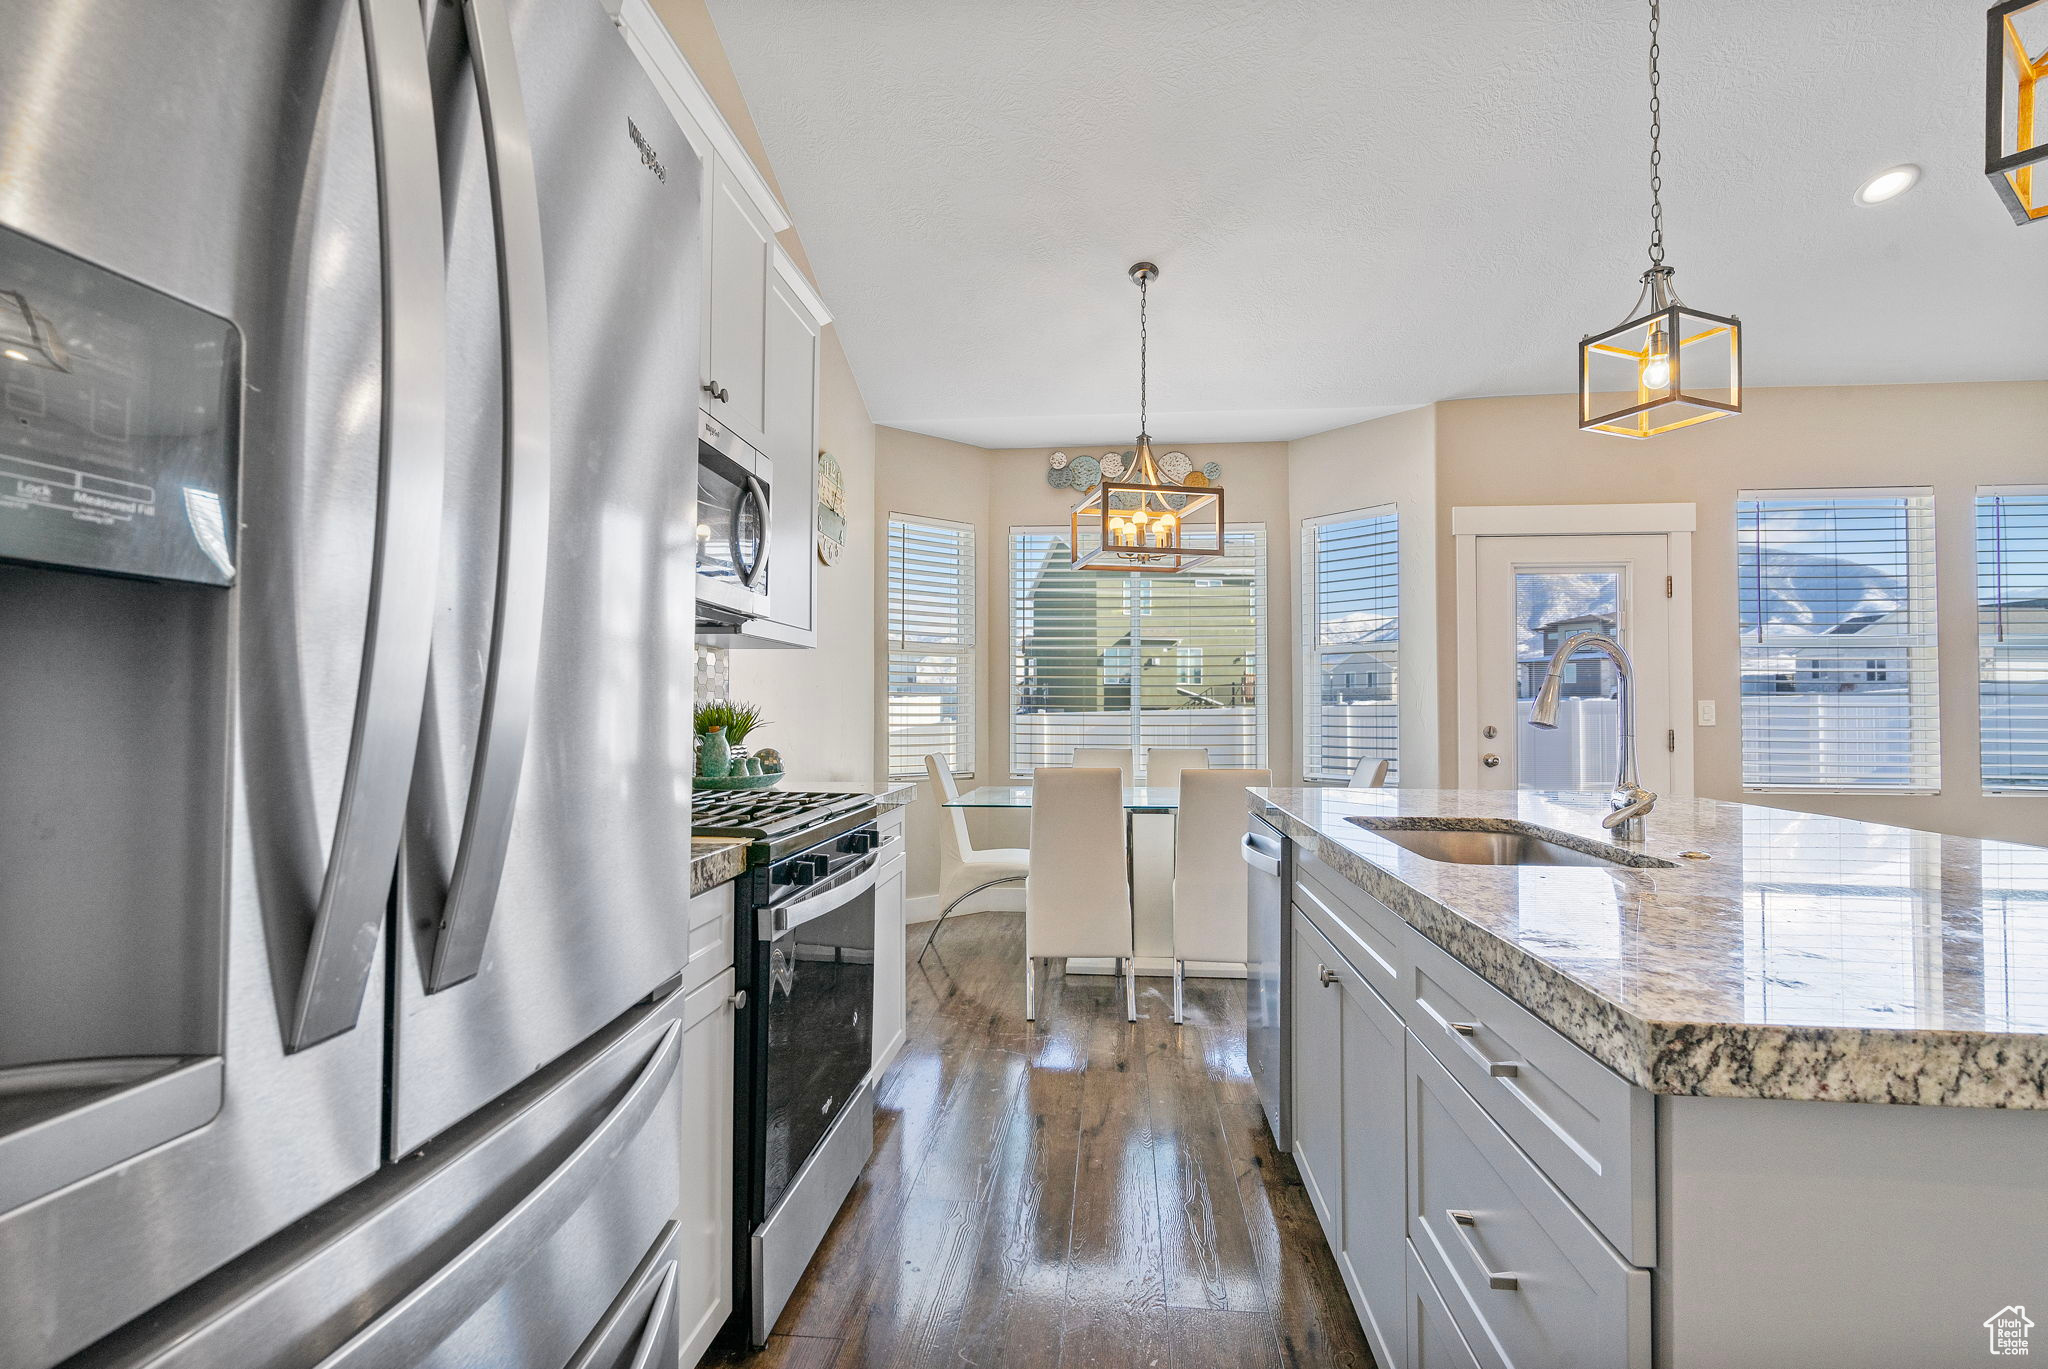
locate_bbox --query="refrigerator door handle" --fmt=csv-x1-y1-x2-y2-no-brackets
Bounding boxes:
287,0,449,1051
314,1020,682,1369
427,0,554,992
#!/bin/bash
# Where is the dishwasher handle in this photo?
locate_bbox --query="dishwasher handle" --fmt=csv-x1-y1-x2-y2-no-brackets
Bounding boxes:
1240,830,1283,878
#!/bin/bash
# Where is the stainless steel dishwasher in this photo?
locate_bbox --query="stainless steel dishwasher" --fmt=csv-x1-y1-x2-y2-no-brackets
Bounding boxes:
1241,813,1293,1151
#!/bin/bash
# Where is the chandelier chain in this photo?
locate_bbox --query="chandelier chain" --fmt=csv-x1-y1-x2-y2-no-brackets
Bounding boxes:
1647,0,1664,268
1138,272,1148,435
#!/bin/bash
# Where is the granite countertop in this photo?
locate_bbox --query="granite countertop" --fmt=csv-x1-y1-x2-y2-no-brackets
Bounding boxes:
1252,787,2048,1109
689,837,750,895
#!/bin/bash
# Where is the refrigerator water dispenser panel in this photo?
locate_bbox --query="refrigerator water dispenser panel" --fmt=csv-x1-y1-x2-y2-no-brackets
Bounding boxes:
0,225,240,585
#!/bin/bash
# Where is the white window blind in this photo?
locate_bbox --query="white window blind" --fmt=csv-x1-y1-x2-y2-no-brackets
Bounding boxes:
1978,489,2048,793
1737,489,1939,791
1301,507,1399,784
887,515,975,779
1010,525,1266,779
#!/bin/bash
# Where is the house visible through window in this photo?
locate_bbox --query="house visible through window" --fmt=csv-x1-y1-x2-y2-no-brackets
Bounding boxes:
1978,488,2048,793
886,515,975,779
1737,489,1938,791
1010,526,1266,778
1301,507,1399,784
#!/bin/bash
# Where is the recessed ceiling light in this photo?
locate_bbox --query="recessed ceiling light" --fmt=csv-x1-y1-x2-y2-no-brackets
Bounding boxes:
1854,164,1921,207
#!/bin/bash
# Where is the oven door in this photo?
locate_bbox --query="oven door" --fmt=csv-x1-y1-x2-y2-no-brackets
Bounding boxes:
758,872,874,1216
695,439,770,619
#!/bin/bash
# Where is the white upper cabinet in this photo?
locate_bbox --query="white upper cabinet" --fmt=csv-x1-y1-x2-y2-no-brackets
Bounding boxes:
706,160,771,448
757,257,823,644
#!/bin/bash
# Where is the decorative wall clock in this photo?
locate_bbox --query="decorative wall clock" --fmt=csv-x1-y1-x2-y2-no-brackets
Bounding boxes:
816,450,846,565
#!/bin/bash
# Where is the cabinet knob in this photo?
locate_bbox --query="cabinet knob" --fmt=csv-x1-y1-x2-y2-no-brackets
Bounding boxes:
703,380,729,403
1317,964,1339,987
729,988,748,1011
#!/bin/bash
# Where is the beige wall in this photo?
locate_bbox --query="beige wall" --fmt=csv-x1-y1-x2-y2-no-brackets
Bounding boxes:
1431,382,2048,844
1287,405,1442,787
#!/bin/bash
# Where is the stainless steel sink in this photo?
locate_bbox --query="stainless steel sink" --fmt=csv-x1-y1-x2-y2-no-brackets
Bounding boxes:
1345,818,1677,869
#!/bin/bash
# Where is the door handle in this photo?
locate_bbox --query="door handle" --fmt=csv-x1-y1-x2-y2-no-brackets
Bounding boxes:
1481,754,1501,768
315,1020,682,1367
287,0,450,1051
623,1264,679,1369
427,0,555,992
1239,831,1282,877
1448,1210,1520,1291
736,471,770,589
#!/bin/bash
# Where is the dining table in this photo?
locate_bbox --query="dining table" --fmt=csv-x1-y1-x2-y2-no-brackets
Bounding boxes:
942,784,1198,978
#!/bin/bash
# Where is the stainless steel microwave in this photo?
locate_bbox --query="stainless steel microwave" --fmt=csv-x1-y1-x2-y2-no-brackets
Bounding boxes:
696,411,771,622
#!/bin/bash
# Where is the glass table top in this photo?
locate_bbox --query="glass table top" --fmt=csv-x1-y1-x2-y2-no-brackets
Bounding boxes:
944,784,1181,813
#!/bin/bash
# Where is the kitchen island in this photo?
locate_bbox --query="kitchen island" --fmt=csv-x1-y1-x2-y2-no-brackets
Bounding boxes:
1250,787,2047,1369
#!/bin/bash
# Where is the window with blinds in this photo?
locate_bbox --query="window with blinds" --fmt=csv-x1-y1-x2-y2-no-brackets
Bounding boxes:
1009,525,1266,779
1301,507,1399,784
1737,489,1939,791
1978,489,2048,793
887,515,975,779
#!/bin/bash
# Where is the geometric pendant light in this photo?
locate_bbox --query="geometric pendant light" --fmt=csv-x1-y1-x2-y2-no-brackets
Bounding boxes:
1987,0,2048,224
1579,0,1742,438
1070,262,1226,571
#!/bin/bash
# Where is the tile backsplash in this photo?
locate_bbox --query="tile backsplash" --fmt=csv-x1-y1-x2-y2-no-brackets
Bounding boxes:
694,644,730,703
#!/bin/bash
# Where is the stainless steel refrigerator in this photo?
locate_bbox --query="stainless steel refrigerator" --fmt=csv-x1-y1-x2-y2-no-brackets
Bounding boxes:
0,0,701,1364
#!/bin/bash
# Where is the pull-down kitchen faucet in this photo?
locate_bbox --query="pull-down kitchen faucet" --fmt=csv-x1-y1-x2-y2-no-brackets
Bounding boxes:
1527,631,1656,842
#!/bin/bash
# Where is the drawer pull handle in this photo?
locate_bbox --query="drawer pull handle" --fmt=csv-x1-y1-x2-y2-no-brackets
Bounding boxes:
1488,1061,1521,1078
1449,1021,1479,1036
1447,1210,1520,1292
1317,964,1339,987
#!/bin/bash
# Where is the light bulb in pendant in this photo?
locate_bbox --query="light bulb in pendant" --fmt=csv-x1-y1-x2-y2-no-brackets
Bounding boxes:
1640,321,1672,391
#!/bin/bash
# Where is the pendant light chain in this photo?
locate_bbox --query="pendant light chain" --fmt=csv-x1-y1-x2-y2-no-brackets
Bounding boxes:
1138,270,1149,437
1647,0,1665,269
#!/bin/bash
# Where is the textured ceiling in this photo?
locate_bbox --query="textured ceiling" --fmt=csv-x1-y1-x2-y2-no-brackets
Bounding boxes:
705,0,2048,447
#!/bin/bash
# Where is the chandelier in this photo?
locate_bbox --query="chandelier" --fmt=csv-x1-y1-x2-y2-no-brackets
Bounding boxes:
1988,1,2048,224
1578,0,1741,439
1069,263,1225,572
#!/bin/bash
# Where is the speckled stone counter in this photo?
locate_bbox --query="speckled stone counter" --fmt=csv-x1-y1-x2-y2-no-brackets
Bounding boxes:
689,837,749,895
1251,787,2048,1108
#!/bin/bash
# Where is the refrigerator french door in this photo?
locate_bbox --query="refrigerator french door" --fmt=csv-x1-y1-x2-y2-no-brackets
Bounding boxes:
0,0,701,1364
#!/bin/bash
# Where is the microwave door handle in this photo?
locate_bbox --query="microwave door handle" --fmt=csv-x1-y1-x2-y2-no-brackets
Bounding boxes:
737,471,769,589
427,0,554,992
287,0,449,1051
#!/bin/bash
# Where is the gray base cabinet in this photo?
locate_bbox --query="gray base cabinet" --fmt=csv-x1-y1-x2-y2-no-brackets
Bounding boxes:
1279,833,2046,1369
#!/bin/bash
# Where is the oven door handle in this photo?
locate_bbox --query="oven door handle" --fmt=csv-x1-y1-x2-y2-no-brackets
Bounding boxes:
767,835,899,939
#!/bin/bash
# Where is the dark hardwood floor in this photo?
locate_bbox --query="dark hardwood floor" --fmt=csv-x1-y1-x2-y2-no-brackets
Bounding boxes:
712,909,1377,1369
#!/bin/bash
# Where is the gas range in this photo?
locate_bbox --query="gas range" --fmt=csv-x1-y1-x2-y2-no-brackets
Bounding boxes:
690,789,878,864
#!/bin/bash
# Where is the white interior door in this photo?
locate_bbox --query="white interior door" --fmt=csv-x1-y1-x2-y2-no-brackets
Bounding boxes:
1470,535,1674,795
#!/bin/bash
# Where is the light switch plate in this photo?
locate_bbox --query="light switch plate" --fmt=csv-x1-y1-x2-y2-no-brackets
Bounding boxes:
1697,700,1717,726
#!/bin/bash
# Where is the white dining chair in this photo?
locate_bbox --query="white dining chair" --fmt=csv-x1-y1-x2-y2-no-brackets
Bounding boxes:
1350,756,1391,788
920,754,1030,957
1144,746,1210,789
1025,766,1135,1021
1169,767,1271,1023
1071,746,1134,781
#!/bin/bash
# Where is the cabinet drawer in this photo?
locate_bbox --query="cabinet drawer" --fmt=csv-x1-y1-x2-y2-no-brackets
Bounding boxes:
1293,858,1408,1004
1405,932,1652,1265
1408,1241,1486,1369
1408,1039,1650,1369
681,883,735,996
